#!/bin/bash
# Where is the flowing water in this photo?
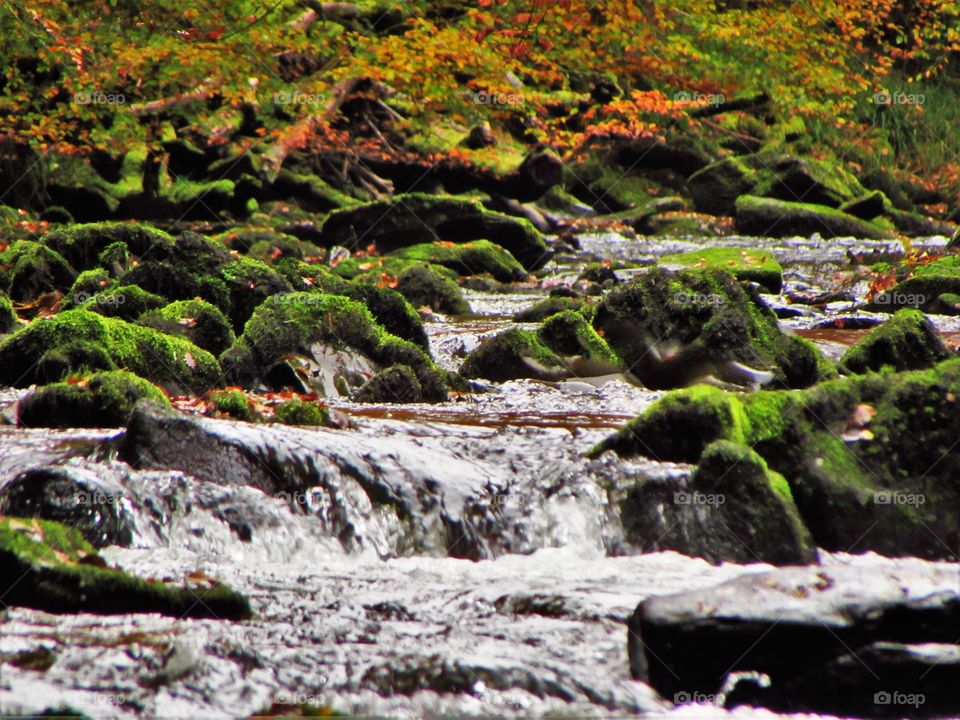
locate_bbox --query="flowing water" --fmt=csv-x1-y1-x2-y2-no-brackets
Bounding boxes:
2,232,959,719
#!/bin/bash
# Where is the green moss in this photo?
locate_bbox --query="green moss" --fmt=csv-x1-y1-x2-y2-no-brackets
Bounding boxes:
78,284,167,321
391,240,526,282
735,194,894,240
210,389,256,421
840,309,951,373
221,292,448,401
97,241,131,273
275,258,353,294
344,283,429,350
36,340,117,382
353,364,422,403
0,240,77,301
661,247,783,293
537,310,621,370
460,327,566,382
0,516,251,618
19,369,169,428
0,293,17,334
0,309,221,393
274,399,329,426
166,177,234,205
394,263,471,315
218,255,293,331
514,296,591,323
42,222,175,271
138,299,236,356
65,268,115,308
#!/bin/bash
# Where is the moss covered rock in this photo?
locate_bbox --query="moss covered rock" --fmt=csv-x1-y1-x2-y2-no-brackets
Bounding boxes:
460,327,566,382
592,267,834,390
0,516,251,618
880,255,960,314
0,309,221,393
221,292,448,401
537,310,622,376
209,389,257,421
77,284,166,321
0,241,77,301
65,268,114,307
138,299,236,356
394,264,471,315
514,296,591,323
0,293,17,334
620,439,815,565
735,195,894,239
593,360,960,559
319,193,551,271
344,283,429,351
391,240,526,282
274,398,329,426
18,370,169,428
353,364,423,403
42,222,176,271
36,340,118,383
661,247,783,293
840,309,952,374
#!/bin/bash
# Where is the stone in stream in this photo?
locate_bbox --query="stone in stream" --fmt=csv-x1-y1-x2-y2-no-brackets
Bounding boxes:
874,254,960,315
0,240,77,303
393,263,472,315
839,308,952,374
660,247,783,294
593,359,960,560
735,195,895,240
0,516,251,619
592,266,835,390
628,562,960,718
318,193,552,271
119,399,490,559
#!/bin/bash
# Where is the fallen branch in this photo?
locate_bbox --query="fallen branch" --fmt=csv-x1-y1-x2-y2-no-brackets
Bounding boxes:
129,77,222,118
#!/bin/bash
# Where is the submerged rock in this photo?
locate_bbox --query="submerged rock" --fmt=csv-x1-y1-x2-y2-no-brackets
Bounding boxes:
629,562,960,718
0,516,251,618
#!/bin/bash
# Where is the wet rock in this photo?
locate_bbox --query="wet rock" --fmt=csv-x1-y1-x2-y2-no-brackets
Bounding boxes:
840,309,952,374
0,241,76,302
735,195,894,239
0,516,251,618
273,398,330,426
353,365,422,403
0,309,221,394
460,328,566,382
537,310,622,377
344,283,430,351
319,193,552,271
880,255,960,314
137,299,236,356
661,247,783,293
592,267,834,390
595,360,960,559
391,240,527,282
628,562,960,718
220,292,448,401
0,466,137,548
514,296,592,323
119,400,488,558
394,264,471,315
18,370,169,428
619,440,815,565
840,190,888,220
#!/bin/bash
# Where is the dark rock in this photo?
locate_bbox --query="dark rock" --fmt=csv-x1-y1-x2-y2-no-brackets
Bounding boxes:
620,440,814,565
394,264,471,315
345,283,430,351
460,328,566,382
137,299,236,356
840,309,952,374
840,190,888,220
353,364,422,403
0,466,137,547
629,563,960,718
0,241,76,302
735,195,894,239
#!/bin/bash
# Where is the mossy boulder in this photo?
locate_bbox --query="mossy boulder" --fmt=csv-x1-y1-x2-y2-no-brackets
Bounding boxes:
880,255,960,314
592,267,834,390
687,156,758,216
36,340,117,382
593,360,960,559
209,389,257,421
274,258,352,294
514,296,592,323
319,193,551,271
537,310,622,376
0,293,17,334
661,247,783,293
735,195,894,239
344,283,429,351
460,327,566,382
221,292,448,401
353,364,423,403
391,240,526,282
394,264,471,315
274,398,329,426
0,241,77,301
78,284,166,321
41,222,175,271
65,268,114,307
840,309,952,374
0,309,221,394
18,370,169,428
137,299,236,356
0,516,251,618
620,439,815,565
